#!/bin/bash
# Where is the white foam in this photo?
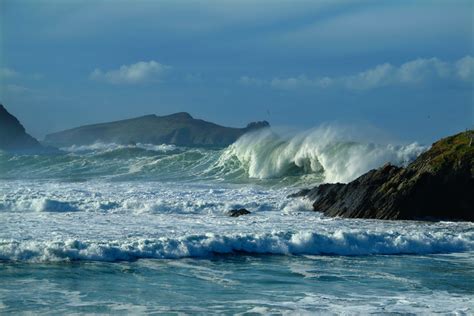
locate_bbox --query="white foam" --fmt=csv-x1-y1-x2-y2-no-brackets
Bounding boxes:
218,127,426,183
0,197,79,213
1,180,472,263
62,142,177,153
2,227,472,262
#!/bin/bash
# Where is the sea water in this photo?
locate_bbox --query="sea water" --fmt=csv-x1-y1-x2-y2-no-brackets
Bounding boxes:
1,129,473,314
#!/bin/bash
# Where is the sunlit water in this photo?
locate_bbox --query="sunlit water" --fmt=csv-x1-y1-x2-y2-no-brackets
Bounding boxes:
1,131,472,314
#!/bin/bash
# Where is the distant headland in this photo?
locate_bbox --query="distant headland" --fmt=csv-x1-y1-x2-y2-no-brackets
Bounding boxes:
0,104,54,153
44,112,270,148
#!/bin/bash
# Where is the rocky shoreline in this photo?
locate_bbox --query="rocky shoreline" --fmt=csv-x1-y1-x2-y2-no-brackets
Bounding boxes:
292,130,474,222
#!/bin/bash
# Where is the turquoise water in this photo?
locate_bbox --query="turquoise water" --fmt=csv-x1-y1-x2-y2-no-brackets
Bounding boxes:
2,254,473,314
1,133,472,314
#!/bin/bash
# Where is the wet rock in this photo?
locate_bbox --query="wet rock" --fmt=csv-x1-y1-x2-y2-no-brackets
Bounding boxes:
228,208,251,217
295,130,474,221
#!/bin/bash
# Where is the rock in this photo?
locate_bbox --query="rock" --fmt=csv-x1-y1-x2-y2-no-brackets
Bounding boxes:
44,112,270,148
228,208,251,217
287,188,311,198
245,121,270,131
295,130,474,221
0,104,55,153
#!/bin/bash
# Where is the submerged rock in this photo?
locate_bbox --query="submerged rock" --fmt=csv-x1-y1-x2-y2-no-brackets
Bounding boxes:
295,130,474,221
228,208,251,217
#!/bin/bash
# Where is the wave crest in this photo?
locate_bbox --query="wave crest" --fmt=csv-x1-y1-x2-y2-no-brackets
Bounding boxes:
216,127,426,183
62,142,178,153
1,229,472,262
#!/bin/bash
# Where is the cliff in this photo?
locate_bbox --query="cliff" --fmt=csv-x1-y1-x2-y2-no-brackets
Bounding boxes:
294,130,473,221
45,112,270,147
0,104,46,152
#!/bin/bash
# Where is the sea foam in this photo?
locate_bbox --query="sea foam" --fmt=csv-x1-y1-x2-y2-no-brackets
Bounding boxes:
216,127,426,183
1,229,472,262
1,181,473,263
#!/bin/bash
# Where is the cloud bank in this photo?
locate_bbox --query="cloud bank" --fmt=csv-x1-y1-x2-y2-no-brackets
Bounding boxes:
90,60,170,84
240,56,474,91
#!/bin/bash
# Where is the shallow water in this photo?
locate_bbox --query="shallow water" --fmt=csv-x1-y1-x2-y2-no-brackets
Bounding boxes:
1,134,472,314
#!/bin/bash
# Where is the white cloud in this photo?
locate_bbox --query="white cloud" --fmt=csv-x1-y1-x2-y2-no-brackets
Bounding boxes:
456,55,474,81
240,56,474,91
344,63,395,90
346,56,472,89
90,60,170,84
396,58,450,84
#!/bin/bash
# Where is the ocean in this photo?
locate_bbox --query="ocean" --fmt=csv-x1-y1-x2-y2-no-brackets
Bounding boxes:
1,129,473,314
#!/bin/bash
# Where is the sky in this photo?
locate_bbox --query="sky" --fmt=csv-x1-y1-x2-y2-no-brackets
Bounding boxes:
0,0,473,143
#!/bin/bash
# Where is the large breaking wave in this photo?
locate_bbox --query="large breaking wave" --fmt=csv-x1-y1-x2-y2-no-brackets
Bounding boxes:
215,127,425,183
0,126,426,185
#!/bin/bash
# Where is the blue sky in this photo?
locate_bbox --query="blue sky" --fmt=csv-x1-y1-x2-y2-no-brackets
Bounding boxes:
0,0,473,143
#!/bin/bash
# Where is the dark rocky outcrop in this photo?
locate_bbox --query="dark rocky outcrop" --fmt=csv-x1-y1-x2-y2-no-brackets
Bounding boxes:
0,104,50,153
228,208,251,217
295,130,474,221
45,112,270,148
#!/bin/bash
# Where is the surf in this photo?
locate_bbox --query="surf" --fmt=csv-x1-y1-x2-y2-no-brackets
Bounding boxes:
0,125,426,185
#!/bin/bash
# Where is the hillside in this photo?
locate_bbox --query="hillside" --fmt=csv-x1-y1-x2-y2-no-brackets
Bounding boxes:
45,112,269,147
0,104,46,152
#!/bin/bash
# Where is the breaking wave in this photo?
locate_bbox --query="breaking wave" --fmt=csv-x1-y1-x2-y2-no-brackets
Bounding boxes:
0,126,426,185
0,198,80,213
215,127,425,183
1,229,472,262
63,142,178,153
